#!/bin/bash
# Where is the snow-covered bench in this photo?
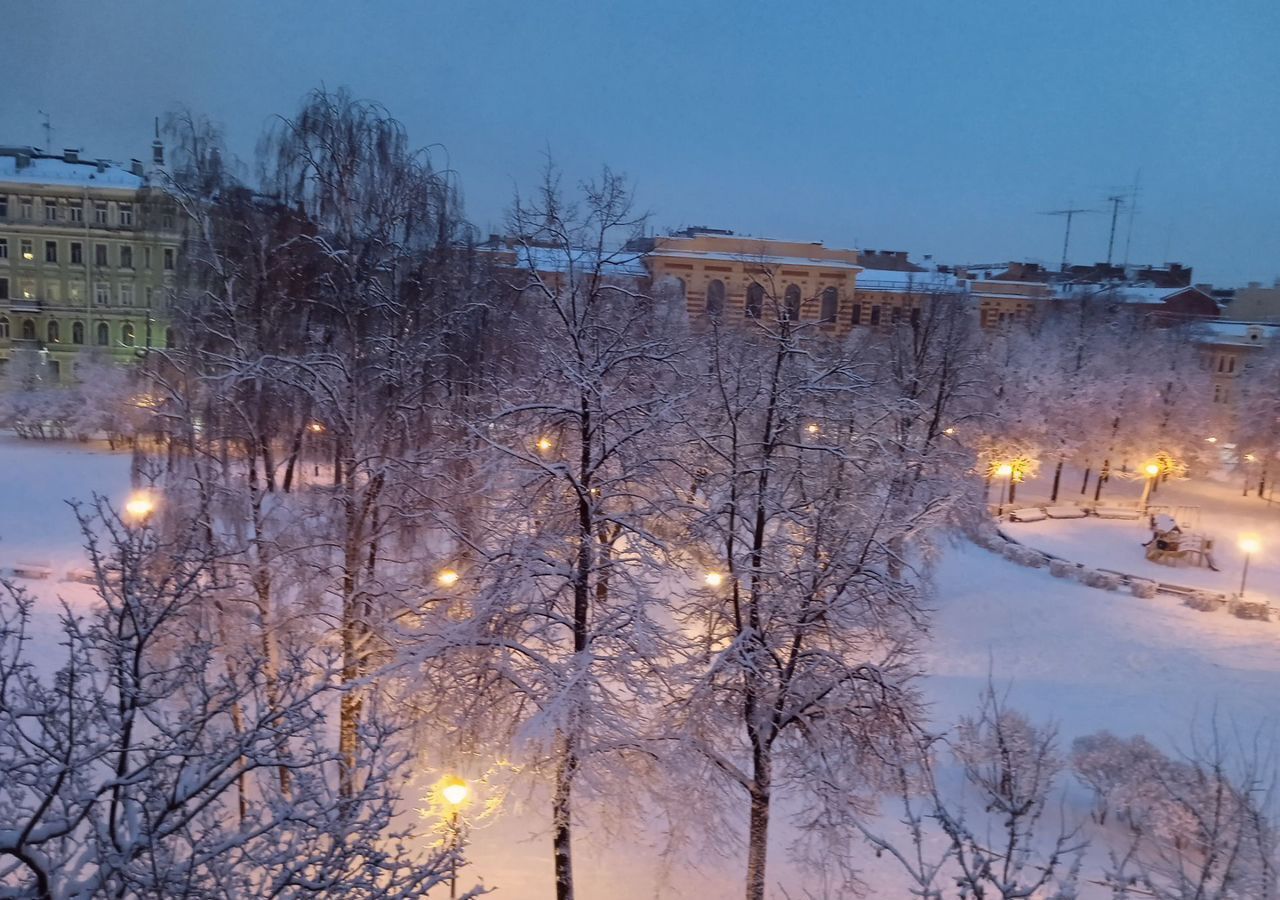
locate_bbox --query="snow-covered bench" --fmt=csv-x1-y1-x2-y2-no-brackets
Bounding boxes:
1095,506,1143,520
10,561,53,580
1008,508,1047,523
1044,506,1088,519
65,568,97,585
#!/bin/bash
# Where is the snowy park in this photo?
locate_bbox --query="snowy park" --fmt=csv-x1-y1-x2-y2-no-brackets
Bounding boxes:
4,433,1279,898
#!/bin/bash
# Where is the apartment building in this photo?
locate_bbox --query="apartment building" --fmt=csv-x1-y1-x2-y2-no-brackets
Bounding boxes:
0,144,180,383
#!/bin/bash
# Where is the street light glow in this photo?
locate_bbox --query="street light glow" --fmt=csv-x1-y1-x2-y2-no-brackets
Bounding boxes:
996,463,1014,478
704,571,724,588
441,779,469,807
124,493,155,519
1206,436,1218,443
943,427,956,436
1144,463,1161,477
536,437,553,452
805,423,820,435
308,421,325,433
1240,536,1261,555
437,569,460,587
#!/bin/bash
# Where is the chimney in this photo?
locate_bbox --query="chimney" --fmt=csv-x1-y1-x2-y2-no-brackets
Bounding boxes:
63,148,80,163
150,115,165,169
95,159,108,173
130,159,144,177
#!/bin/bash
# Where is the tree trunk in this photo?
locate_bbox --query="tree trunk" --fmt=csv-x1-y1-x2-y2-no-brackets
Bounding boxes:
552,733,578,900
745,759,771,900
1050,460,1063,503
1081,463,1091,495
1093,460,1109,502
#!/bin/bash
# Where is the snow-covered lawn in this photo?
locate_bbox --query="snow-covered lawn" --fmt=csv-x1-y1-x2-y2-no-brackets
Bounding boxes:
4,439,1279,898
1003,465,1280,601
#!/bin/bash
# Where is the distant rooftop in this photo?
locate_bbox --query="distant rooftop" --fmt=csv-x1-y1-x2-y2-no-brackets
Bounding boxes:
0,146,146,190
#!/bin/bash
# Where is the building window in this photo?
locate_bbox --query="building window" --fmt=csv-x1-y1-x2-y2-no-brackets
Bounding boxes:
68,202,83,223
820,286,838,323
120,245,133,269
70,242,83,265
145,287,154,307
870,305,882,326
119,284,134,306
96,322,110,346
891,306,903,324
910,307,921,326
72,321,84,344
164,326,175,348
47,360,59,380
68,281,83,302
21,319,36,341
163,248,175,270
705,279,726,318
0,278,7,300
0,316,7,338
44,241,57,263
44,200,58,221
45,282,59,303
47,320,60,343
746,282,765,319
95,244,109,267
21,239,34,261
121,322,135,346
94,202,108,225
144,247,152,269
0,238,6,259
21,198,33,219
850,303,862,325
162,212,174,230
95,283,110,306
118,203,133,226
784,284,802,321
0,196,7,218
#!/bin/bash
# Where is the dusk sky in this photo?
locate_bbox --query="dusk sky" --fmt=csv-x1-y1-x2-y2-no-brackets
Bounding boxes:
7,0,1278,285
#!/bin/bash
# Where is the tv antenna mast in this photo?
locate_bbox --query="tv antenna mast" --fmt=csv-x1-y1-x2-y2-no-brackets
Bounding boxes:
37,110,52,149
1042,204,1097,271
1104,193,1127,265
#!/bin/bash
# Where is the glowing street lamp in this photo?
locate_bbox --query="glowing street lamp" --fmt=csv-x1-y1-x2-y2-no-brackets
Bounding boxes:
440,777,470,899
994,463,1014,514
1238,535,1261,598
1140,461,1161,510
437,568,460,588
124,492,156,522
307,421,326,434
536,436,554,453
704,571,724,588
805,423,821,436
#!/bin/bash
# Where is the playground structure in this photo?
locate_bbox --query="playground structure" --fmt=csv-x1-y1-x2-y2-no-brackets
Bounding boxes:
1143,511,1219,570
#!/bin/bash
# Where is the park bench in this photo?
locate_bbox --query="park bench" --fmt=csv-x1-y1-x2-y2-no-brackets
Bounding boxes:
1008,508,1047,523
1045,506,1087,519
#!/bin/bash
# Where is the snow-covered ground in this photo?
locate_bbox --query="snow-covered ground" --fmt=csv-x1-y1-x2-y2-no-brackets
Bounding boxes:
4,440,1279,898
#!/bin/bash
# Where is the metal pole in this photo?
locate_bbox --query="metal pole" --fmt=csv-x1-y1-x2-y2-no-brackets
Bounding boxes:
450,810,459,899
1240,553,1252,598
1140,476,1153,510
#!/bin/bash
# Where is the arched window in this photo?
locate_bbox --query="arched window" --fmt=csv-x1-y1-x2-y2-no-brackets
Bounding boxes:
0,317,8,339
72,321,85,345
745,282,764,319
121,322,135,346
47,320,60,343
820,287,838,323
96,322,110,346
705,279,725,319
21,319,35,341
784,284,802,321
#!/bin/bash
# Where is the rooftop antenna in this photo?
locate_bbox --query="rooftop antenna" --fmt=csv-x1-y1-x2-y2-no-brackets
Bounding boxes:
1104,193,1127,265
1122,171,1141,267
37,110,52,149
1042,204,1097,271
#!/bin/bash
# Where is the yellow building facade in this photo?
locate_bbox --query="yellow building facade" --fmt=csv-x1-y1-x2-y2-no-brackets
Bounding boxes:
0,146,180,384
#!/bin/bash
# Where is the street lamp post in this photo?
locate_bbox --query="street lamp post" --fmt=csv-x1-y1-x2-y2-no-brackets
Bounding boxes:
996,463,1013,516
440,778,470,899
1238,536,1260,599
1140,462,1161,511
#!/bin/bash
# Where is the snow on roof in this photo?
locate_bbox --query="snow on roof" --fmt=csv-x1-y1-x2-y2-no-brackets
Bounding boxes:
1195,320,1280,345
855,268,963,291
651,248,863,271
511,244,649,278
0,154,143,190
